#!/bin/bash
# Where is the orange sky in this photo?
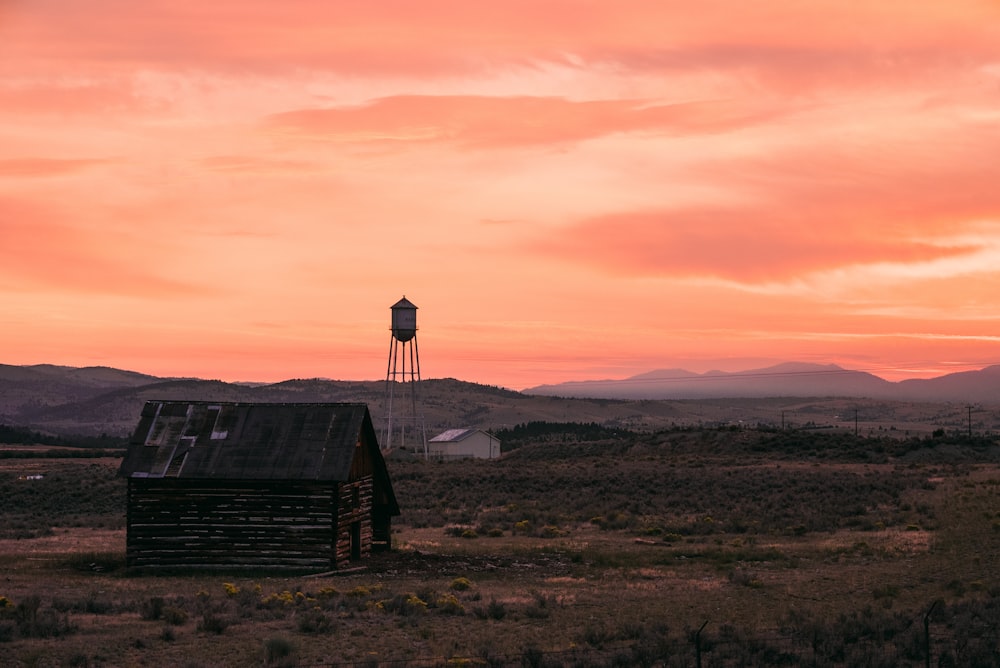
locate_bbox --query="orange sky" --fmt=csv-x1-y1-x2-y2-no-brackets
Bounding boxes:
3,1,1000,389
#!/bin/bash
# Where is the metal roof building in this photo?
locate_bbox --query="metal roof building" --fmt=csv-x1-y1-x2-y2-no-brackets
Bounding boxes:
427,428,500,460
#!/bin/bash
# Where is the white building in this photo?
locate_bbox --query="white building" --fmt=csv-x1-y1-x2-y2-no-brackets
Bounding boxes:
427,429,501,460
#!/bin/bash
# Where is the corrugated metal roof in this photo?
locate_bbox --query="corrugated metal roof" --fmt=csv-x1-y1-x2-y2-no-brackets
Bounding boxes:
118,401,375,481
429,428,477,443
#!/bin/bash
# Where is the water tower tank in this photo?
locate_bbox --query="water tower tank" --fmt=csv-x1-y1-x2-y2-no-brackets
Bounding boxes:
391,296,417,342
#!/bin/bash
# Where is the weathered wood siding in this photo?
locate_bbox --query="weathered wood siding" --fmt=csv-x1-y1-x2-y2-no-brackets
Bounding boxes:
334,476,374,567
126,479,338,570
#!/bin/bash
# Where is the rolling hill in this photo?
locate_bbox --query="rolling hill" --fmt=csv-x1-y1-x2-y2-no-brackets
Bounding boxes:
0,365,685,437
2,362,998,439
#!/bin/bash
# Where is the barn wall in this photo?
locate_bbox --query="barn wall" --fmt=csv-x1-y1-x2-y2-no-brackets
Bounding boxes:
427,432,499,460
126,479,336,570
333,475,373,567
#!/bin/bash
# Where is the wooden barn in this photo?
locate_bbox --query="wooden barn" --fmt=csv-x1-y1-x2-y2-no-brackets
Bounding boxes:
117,401,399,571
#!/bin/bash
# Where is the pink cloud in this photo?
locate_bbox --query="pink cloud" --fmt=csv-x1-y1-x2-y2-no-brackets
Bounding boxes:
5,1,997,84
726,127,1000,231
543,102,1000,282
0,198,203,296
529,208,976,282
265,95,782,148
198,155,317,174
0,158,113,177
0,81,152,116
526,121,1000,282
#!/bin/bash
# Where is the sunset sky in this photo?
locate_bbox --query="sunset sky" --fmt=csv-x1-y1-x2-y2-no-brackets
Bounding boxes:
3,1,1000,389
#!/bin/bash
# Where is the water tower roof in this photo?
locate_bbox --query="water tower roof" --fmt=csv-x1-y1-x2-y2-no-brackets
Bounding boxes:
391,296,417,310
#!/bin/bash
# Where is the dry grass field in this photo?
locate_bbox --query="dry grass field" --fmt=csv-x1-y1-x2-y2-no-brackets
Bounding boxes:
2,427,1000,667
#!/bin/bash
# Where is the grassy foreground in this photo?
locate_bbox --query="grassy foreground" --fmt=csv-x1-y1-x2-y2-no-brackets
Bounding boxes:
2,428,1000,666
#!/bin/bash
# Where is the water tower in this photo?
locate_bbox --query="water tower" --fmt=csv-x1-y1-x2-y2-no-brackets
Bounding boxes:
382,296,427,455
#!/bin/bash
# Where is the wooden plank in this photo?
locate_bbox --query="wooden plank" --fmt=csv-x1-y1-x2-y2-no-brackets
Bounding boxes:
126,479,339,570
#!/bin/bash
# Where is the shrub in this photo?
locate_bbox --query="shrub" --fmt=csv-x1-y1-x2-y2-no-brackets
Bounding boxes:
379,593,427,616
523,592,553,619
473,599,506,621
51,591,114,615
296,608,334,634
315,586,338,599
540,525,565,538
450,577,473,591
264,636,297,667
141,596,164,621
260,591,296,608
346,585,371,598
13,597,75,639
435,594,465,615
872,584,900,600
580,624,613,648
197,612,229,635
520,645,545,668
729,568,763,588
162,606,188,626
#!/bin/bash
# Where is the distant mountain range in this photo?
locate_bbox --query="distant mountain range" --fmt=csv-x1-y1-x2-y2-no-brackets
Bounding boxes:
2,362,998,438
523,362,1000,403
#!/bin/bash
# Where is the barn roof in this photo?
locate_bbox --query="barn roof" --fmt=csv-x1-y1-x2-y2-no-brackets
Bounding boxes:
118,401,381,481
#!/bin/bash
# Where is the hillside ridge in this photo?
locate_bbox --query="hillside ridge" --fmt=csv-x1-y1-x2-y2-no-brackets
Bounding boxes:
2,362,998,438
